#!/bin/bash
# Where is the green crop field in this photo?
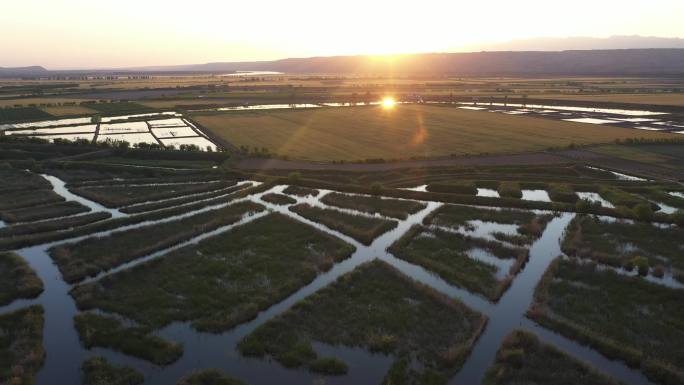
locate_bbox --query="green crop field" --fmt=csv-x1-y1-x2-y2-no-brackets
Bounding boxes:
85,102,155,114
589,144,684,169
194,104,678,162
0,106,53,123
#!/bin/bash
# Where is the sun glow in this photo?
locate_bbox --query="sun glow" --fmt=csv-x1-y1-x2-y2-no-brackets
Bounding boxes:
382,97,396,109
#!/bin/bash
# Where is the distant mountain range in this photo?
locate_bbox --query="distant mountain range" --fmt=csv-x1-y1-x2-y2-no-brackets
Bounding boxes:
0,66,48,76
471,35,684,52
3,43,684,77
126,49,684,76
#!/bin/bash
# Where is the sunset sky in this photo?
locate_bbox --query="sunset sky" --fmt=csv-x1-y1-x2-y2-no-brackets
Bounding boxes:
2,0,683,69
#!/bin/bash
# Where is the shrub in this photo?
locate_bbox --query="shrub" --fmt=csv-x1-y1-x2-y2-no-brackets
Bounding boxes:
370,182,383,196
623,259,635,272
278,342,316,368
634,203,654,222
547,183,578,203
575,198,589,212
308,357,348,375
288,172,301,184
652,265,665,278
630,256,649,276
498,181,522,199
615,205,634,218
368,333,397,353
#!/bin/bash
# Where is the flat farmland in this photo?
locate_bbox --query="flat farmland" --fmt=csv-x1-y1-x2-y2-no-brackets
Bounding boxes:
40,106,96,116
589,144,684,169
195,104,679,162
0,98,91,108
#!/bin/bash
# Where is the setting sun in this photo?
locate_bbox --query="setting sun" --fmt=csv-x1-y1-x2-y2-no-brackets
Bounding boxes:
382,97,396,108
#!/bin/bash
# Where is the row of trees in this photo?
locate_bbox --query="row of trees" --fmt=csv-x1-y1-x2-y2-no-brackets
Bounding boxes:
0,134,222,153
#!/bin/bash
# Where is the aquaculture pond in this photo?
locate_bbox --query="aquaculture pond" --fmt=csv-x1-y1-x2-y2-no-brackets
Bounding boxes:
0,171,678,385
0,111,220,151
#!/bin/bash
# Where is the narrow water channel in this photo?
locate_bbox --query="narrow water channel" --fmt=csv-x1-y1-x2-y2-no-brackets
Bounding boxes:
450,213,656,385
41,174,126,218
0,177,663,385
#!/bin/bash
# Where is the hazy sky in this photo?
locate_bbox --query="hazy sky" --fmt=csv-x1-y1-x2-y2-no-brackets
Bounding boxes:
2,0,683,69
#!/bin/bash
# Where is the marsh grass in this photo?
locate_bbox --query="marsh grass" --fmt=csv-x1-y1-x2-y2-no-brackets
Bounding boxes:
50,201,264,283
276,177,677,224
425,205,537,228
0,189,64,211
483,330,622,385
631,188,684,210
71,214,355,332
0,167,52,193
81,356,144,385
425,204,552,243
0,305,44,385
120,183,249,214
290,203,397,245
239,260,486,385
562,215,684,271
389,225,526,301
528,258,684,385
320,192,426,219
71,181,237,208
0,212,111,240
599,187,650,209
75,312,182,365
0,201,89,223
0,182,274,251
491,232,532,246
0,252,43,306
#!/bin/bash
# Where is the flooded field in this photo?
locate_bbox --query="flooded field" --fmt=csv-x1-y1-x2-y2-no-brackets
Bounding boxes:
454,101,684,134
0,165,680,385
0,112,219,151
